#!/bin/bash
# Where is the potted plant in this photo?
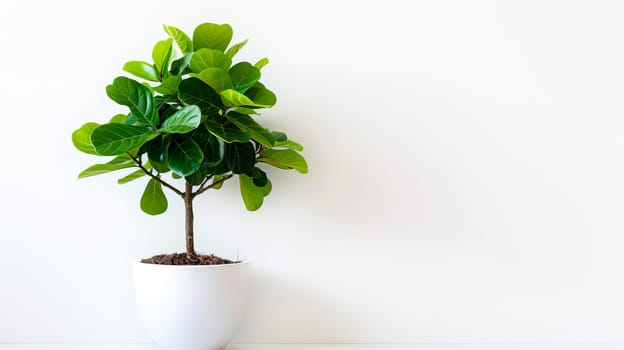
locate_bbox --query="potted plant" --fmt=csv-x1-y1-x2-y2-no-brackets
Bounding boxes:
71,22,307,350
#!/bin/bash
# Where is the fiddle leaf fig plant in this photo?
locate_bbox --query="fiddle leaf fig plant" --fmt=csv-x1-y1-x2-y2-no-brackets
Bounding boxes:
72,22,308,261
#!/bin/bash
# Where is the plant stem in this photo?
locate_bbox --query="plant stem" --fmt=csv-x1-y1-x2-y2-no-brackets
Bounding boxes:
192,174,234,198
184,182,196,258
127,153,184,197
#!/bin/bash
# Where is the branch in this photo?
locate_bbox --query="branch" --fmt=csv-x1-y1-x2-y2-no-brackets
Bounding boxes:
197,175,214,192
192,174,234,198
126,153,184,197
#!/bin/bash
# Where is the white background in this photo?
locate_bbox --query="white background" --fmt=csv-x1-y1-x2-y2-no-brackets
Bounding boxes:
1,0,624,345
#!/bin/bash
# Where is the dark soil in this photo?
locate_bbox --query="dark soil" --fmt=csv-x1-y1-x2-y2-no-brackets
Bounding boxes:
141,253,235,265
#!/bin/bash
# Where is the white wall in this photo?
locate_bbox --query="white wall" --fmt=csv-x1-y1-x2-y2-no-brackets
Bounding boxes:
1,0,624,344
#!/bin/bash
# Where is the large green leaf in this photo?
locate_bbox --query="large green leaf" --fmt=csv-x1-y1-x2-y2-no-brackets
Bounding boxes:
106,77,158,128
147,135,170,173
227,113,274,147
163,25,193,54
91,123,154,156
255,57,269,70
166,134,203,176
225,39,248,58
118,168,148,184
225,142,255,174
191,68,232,92
220,89,273,108
159,105,201,134
229,62,260,93
72,122,100,154
140,178,168,215
152,38,173,77
259,149,308,173
191,127,225,166
245,85,277,106
78,155,135,178
154,76,181,95
193,23,233,52
189,48,231,73
205,116,250,143
178,77,221,115
239,174,264,211
123,61,160,82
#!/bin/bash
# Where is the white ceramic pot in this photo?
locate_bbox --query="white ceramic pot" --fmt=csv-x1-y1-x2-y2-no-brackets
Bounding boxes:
133,261,250,350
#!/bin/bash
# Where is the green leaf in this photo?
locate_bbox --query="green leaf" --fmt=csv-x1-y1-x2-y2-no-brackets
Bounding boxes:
255,57,269,69
159,105,201,134
271,131,287,142
189,48,232,73
147,135,170,173
261,179,272,196
106,77,158,128
229,62,260,93
191,127,225,166
245,85,277,106
227,113,274,147
225,142,256,174
152,38,173,77
72,122,100,154
239,174,264,211
163,25,193,54
154,76,181,95
225,39,248,58
178,77,221,115
123,61,160,82
274,139,304,151
78,155,135,179
247,167,268,187
170,53,193,76
167,134,204,176
185,165,209,185
193,23,233,52
205,116,250,143
140,178,168,215
109,114,127,123
91,123,154,156
190,68,232,92
259,149,308,173
211,174,227,189
220,89,273,108
118,168,148,184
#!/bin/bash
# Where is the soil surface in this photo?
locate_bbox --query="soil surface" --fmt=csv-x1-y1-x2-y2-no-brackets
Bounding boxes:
141,253,235,265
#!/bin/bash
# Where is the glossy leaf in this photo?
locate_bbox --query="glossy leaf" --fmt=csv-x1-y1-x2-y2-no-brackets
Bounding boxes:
163,25,193,54
140,178,168,215
152,38,173,76
78,155,135,178
261,179,272,196
225,142,255,174
255,57,269,69
247,167,268,187
178,77,221,115
274,139,304,151
245,85,277,106
227,113,274,147
123,61,160,82
191,127,225,166
106,77,157,128
159,105,201,134
271,131,287,142
167,134,204,176
189,48,231,72
229,62,260,93
184,165,209,185
205,116,250,143
220,89,272,108
147,135,170,173
225,39,248,58
239,174,264,211
91,123,154,156
118,168,148,184
154,76,181,95
72,122,100,154
170,53,193,76
259,149,308,173
193,23,233,52
191,68,232,92
109,114,127,123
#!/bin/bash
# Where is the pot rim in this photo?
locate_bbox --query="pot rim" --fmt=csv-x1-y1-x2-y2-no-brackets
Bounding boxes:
133,259,250,268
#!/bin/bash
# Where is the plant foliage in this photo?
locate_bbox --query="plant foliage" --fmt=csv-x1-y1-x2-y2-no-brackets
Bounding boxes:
72,22,307,213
